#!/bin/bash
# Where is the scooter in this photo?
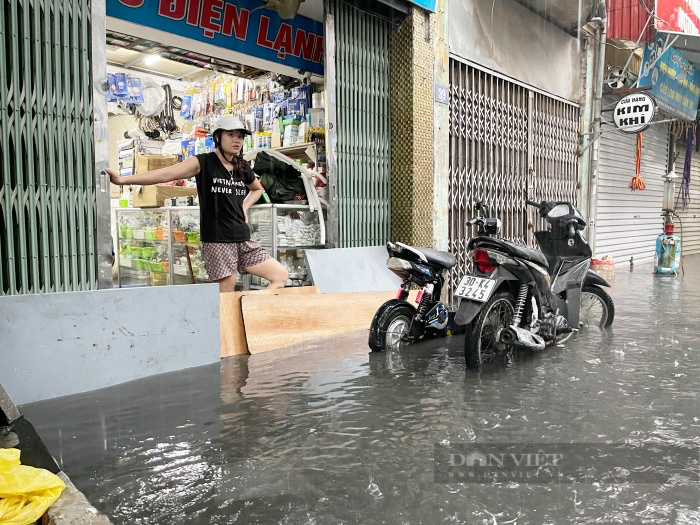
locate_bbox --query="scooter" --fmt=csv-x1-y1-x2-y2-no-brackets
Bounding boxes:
368,242,456,352
456,199,614,369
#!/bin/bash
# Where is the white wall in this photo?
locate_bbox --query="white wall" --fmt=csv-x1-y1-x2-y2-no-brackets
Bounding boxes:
449,0,581,102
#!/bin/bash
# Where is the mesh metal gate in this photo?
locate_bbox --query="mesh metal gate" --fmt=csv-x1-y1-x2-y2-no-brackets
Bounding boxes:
0,0,96,295
448,58,579,303
328,0,392,247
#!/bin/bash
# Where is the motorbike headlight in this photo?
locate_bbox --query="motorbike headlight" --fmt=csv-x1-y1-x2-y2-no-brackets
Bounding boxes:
548,204,570,219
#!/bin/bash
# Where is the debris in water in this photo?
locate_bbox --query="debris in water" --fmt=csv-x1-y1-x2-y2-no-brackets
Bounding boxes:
585,358,601,365
365,479,383,500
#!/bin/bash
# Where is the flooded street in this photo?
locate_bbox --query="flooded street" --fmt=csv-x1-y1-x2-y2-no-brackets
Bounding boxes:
22,258,700,524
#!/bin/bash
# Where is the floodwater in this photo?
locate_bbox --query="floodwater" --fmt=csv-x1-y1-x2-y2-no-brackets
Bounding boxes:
22,258,700,524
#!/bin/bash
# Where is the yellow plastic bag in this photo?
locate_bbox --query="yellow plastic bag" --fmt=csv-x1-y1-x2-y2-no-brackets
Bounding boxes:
0,448,65,525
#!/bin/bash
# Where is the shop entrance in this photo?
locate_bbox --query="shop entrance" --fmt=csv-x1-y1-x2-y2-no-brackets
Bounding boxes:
105,24,328,290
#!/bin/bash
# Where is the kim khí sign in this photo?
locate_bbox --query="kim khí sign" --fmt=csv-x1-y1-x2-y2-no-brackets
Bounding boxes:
613,93,657,133
108,0,325,75
656,0,700,35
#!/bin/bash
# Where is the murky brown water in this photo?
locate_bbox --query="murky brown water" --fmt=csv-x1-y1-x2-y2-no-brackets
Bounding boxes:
22,258,700,524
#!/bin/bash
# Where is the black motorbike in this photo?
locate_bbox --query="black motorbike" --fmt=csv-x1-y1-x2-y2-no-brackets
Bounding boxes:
368,242,456,352
456,200,614,369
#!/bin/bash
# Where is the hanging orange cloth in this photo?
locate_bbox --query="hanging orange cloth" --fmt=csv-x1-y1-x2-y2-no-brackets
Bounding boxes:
629,132,647,191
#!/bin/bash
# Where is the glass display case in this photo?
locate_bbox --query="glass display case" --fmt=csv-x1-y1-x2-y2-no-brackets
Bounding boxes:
117,207,223,288
248,203,326,288
116,208,172,288
116,204,325,289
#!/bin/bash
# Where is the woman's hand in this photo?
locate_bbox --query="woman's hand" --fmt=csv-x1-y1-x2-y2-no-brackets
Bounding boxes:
105,168,123,186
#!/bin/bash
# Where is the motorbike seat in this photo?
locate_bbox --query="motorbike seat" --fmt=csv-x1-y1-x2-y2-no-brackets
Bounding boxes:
470,237,549,268
395,242,457,269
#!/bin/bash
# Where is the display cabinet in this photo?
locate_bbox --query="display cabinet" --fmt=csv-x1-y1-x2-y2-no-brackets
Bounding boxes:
117,207,227,288
116,204,325,289
248,203,326,288
116,208,172,288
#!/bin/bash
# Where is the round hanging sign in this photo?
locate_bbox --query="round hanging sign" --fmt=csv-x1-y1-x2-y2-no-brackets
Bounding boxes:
613,93,657,133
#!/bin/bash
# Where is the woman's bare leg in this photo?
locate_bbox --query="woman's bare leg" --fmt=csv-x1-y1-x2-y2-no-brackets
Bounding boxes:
243,258,288,289
215,274,238,293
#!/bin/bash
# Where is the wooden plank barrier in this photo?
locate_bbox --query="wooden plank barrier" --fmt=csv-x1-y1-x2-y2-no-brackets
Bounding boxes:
240,290,418,354
220,286,319,358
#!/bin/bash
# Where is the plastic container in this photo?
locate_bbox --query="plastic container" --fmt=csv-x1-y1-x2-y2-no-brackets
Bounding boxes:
173,230,187,242
132,229,145,240
186,231,200,243
119,224,134,239
143,229,157,240
155,228,165,240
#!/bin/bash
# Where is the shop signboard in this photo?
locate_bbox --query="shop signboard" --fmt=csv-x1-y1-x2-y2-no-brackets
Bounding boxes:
108,0,325,75
638,38,700,121
613,93,657,133
407,0,437,12
655,0,700,35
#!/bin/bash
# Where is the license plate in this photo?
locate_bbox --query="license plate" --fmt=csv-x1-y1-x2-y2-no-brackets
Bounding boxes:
454,276,497,302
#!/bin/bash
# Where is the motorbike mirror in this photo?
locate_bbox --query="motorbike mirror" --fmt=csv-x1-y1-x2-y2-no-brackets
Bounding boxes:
475,201,491,216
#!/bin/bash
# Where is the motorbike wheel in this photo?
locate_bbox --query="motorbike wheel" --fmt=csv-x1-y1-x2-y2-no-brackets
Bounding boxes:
580,285,615,328
368,302,417,352
465,292,515,369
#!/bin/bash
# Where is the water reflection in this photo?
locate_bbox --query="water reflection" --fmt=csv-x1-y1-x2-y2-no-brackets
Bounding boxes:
21,258,700,524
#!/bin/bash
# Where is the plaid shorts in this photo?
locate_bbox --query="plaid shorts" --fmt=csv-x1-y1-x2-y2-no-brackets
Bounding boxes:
201,240,271,281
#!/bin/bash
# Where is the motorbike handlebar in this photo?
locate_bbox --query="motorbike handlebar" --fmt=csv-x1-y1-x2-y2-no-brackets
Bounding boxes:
525,199,540,208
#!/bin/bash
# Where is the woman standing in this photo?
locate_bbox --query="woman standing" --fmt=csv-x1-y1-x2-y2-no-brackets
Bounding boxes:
107,116,288,292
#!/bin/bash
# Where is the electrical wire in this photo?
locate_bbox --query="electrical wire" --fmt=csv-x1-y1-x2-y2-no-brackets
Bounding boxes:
638,0,674,32
672,211,685,276
675,126,694,210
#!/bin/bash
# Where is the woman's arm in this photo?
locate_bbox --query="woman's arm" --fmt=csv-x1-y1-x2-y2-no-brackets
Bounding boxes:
242,179,263,222
107,156,201,186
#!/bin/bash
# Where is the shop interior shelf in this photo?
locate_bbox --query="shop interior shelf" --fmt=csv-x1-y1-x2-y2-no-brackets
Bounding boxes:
273,142,314,156
120,265,169,275
119,238,169,244
277,245,323,250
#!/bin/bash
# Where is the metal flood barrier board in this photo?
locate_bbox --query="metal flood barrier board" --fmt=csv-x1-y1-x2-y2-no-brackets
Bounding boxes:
0,0,96,295
328,0,392,248
304,245,400,293
596,96,667,264
0,284,221,405
448,58,579,304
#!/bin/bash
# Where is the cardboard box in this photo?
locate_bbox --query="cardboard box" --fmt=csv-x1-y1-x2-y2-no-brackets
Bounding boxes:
132,185,198,208
308,108,325,128
136,153,179,174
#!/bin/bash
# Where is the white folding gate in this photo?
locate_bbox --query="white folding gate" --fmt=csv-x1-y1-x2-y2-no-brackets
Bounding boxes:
448,58,579,303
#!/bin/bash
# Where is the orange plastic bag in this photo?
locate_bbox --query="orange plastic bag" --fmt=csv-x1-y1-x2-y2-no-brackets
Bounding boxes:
0,448,65,525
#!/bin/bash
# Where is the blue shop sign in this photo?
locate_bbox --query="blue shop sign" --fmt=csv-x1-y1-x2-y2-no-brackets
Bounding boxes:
407,0,437,12
638,39,700,121
107,0,325,76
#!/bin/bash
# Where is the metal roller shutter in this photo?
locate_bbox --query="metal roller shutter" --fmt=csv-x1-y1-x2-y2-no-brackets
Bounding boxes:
676,146,700,255
595,98,667,264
